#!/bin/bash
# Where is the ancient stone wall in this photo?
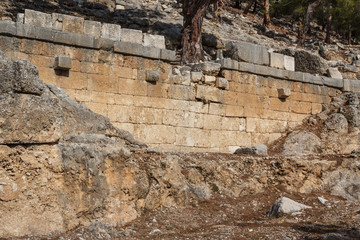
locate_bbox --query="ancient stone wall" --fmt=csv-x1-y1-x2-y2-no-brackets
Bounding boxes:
0,10,348,152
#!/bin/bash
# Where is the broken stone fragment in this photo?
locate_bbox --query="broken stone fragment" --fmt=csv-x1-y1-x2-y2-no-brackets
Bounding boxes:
190,62,221,76
327,67,343,79
277,88,291,98
234,145,268,155
267,197,311,217
145,70,160,82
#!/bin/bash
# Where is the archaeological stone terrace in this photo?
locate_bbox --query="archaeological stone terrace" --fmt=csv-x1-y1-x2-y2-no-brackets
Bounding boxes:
0,9,357,152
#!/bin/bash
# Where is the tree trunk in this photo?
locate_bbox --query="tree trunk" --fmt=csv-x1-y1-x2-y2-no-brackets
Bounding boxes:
298,0,323,46
252,1,258,13
181,0,211,64
263,0,270,27
348,24,352,45
244,0,255,15
325,4,332,44
235,0,240,9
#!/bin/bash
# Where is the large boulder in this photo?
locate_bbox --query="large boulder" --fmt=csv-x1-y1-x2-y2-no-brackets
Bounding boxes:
324,113,348,133
267,197,311,217
0,52,45,95
283,131,322,155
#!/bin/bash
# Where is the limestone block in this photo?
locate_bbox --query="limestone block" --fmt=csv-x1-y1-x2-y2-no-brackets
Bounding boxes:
84,20,101,38
54,56,72,70
170,75,183,84
204,75,216,85
191,72,203,83
284,55,295,71
0,21,16,36
168,85,195,101
225,41,269,66
143,33,166,49
53,31,94,48
17,13,24,23
24,9,52,28
322,77,343,89
160,49,177,62
120,28,143,44
101,23,121,41
238,61,255,73
216,78,228,89
327,68,343,79
218,58,238,70
278,88,291,98
181,71,191,86
269,52,284,69
114,41,161,59
62,15,84,34
196,85,224,103
191,62,221,76
146,70,160,82
16,23,55,42
94,38,114,50
51,13,63,31
343,79,360,92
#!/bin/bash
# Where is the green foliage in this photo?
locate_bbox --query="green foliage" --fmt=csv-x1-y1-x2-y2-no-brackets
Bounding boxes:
269,0,360,44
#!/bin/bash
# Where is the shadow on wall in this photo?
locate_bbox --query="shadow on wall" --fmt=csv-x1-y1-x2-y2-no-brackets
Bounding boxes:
3,0,182,49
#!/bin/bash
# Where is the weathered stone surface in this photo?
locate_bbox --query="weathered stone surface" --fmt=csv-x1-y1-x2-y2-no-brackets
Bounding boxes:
218,58,238,70
204,75,216,85
160,49,177,61
327,68,343,79
343,79,360,92
294,50,328,75
0,21,16,35
278,88,291,98
24,9,52,28
216,78,228,89
283,131,322,155
114,41,161,59
0,52,45,95
234,145,267,155
267,197,311,217
101,23,121,41
84,20,101,38
51,13,63,31
62,14,84,34
269,52,284,69
17,13,24,23
340,105,360,127
225,41,269,66
145,70,160,82
190,62,221,76
324,113,348,133
16,23,55,41
120,28,143,44
0,93,64,144
284,55,295,71
143,33,166,49
53,31,94,48
196,85,224,103
54,56,72,70
190,72,203,83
